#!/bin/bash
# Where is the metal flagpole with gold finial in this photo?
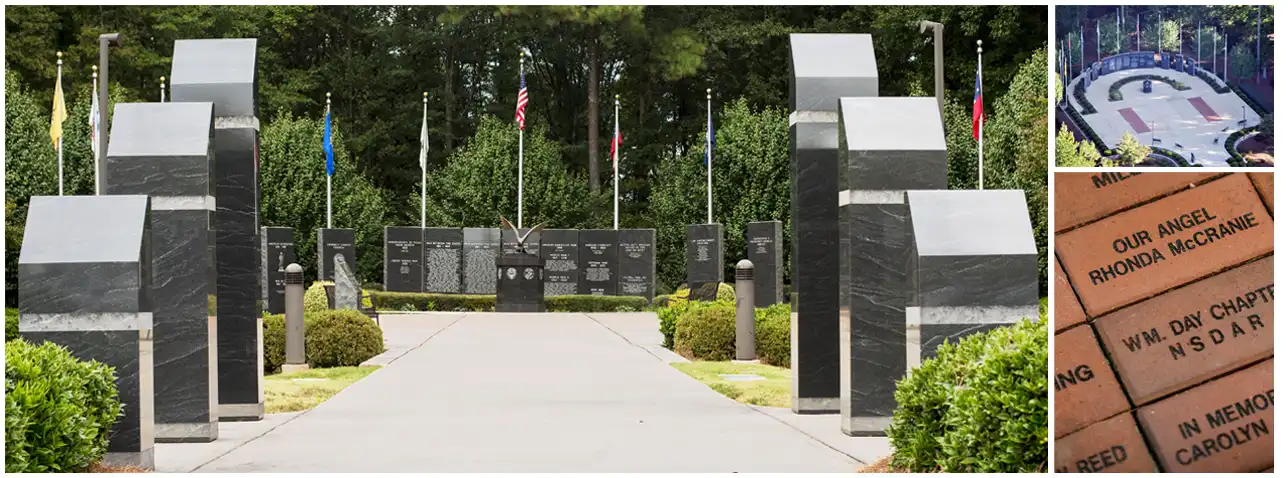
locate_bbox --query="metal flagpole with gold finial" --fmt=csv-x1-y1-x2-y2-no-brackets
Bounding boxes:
706,88,713,224
160,76,166,102
54,51,66,195
977,40,984,190
420,91,429,230
613,94,620,230
517,50,525,229
326,92,333,229
90,65,100,195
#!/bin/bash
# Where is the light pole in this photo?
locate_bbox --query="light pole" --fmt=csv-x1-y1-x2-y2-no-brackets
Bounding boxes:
97,32,121,195
919,20,945,123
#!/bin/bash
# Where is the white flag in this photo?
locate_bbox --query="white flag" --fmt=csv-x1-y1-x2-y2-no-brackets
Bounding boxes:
89,83,100,160
418,105,429,172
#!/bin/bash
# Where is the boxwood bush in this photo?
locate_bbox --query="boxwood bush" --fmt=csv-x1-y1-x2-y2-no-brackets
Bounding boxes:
673,300,737,361
888,316,1048,473
262,309,385,374
754,304,790,367
304,281,333,312
5,340,123,472
657,299,694,349
6,308,18,342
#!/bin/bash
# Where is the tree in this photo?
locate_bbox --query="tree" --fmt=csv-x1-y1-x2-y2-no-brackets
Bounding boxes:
1230,44,1256,80
1055,125,1097,167
1115,131,1150,166
1160,20,1180,52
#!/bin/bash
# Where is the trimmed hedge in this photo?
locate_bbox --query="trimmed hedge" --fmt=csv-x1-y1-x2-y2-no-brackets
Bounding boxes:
888,316,1048,473
1149,146,1189,166
369,291,647,313
1062,104,1109,155
546,295,647,312
1235,83,1269,117
262,309,385,374
1193,69,1231,93
673,300,737,361
1107,74,1191,103
304,281,332,312
754,304,790,367
1225,126,1260,166
6,308,17,342
1072,77,1095,114
5,340,123,473
657,299,694,349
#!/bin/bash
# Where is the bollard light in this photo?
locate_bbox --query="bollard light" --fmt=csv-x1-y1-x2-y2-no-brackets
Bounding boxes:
735,259,756,361
283,263,309,373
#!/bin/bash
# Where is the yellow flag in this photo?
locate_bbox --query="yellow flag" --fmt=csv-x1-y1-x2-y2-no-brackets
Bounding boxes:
50,74,67,149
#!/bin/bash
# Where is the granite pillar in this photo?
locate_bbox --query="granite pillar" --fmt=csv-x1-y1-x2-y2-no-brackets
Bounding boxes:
579,229,619,296
384,226,424,292
316,228,355,283
837,96,946,435
617,229,656,301
907,190,1038,366
103,102,218,442
788,33,879,415
462,228,501,294
18,195,155,469
171,38,263,421
540,229,580,296
745,221,783,307
685,224,724,300
423,228,463,293
261,227,294,315
496,253,545,312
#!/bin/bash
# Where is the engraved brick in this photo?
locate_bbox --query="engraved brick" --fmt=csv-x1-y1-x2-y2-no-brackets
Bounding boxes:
1055,325,1131,438
1054,172,1208,232
1056,174,1274,317
1248,172,1273,214
1136,359,1273,473
1055,412,1158,473
1053,261,1086,332
1095,257,1273,404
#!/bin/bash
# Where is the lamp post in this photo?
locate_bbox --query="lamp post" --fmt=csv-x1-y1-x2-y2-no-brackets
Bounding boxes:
97,32,121,195
919,20,945,123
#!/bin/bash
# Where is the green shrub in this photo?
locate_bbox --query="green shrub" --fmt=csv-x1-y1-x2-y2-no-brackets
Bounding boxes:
673,300,736,360
369,291,647,313
6,308,18,342
754,304,791,367
304,281,332,312
262,315,287,374
1108,90,1122,101
262,309,385,374
545,295,647,312
657,300,694,349
888,317,1048,473
5,340,123,472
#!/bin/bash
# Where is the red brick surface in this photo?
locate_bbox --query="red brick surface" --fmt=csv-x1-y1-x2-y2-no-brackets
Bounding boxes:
1057,173,1274,317
1135,359,1274,473
1053,172,1207,232
1054,412,1158,473
1055,325,1130,438
1249,172,1273,214
1095,257,1274,403
1053,262,1086,333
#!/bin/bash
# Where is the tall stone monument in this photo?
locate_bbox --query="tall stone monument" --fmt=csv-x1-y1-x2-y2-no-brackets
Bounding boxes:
837,96,946,436
540,229,580,296
384,226,424,292
316,228,356,282
578,229,618,295
171,38,263,421
261,227,294,315
462,228,501,294
423,227,463,293
745,221,783,307
907,190,1038,365
788,33,878,414
103,102,219,442
685,224,724,300
19,195,155,468
617,229,656,301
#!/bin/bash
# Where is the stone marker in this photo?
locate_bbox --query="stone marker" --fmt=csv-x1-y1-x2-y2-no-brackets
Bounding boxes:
462,228,501,294
788,33,877,414
316,228,356,283
617,229,656,301
423,228,463,293
104,102,219,442
1054,325,1130,438
1094,257,1273,404
1053,172,1207,232
837,95,946,436
384,226,424,292
261,227,294,315
540,229,580,296
1054,412,1158,473
745,221,783,307
19,195,155,469
334,255,362,310
906,190,1038,366
579,229,619,295
171,38,263,421
685,224,724,300
1056,173,1273,317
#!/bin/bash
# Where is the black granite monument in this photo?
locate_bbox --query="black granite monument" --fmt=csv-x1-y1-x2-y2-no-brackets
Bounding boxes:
316,228,356,283
745,221,783,308
578,229,618,295
261,227,294,315
423,227,463,293
616,229,656,301
540,229,580,296
462,228,501,294
685,224,724,300
384,226,424,292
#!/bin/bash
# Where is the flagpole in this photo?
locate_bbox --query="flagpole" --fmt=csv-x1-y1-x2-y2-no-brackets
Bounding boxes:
518,52,525,230
56,51,64,196
91,65,99,195
613,94,620,230
706,88,713,225
160,76,166,103
977,40,983,191
422,92,428,230
326,92,333,229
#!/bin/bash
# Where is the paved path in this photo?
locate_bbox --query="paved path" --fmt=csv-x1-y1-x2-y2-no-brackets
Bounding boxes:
176,312,868,472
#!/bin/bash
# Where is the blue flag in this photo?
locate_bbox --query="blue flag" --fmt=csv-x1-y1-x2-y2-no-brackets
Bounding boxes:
323,108,334,176
705,106,714,166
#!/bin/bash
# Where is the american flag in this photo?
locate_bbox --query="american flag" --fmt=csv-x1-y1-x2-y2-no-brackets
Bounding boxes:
610,120,622,172
515,68,529,131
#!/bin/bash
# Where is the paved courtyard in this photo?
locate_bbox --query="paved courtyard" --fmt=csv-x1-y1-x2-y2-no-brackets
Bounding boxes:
1078,67,1261,166
157,312,887,472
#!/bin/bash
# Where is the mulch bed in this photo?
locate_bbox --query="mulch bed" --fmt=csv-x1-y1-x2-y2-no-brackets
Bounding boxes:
88,462,151,473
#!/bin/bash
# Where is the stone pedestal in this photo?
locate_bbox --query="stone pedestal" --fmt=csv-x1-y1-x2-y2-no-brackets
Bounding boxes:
104,102,219,442
497,253,545,312
578,230,618,295
462,228,501,294
423,228,463,293
685,224,724,300
789,33,879,415
617,229,656,301
906,190,1038,367
541,229,580,296
316,228,355,283
261,227,294,315
837,96,947,436
18,195,156,469
171,38,263,421
746,221,783,307
384,226,424,292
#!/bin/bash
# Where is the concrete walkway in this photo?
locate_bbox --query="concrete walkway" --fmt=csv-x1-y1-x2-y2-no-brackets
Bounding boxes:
165,312,875,472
